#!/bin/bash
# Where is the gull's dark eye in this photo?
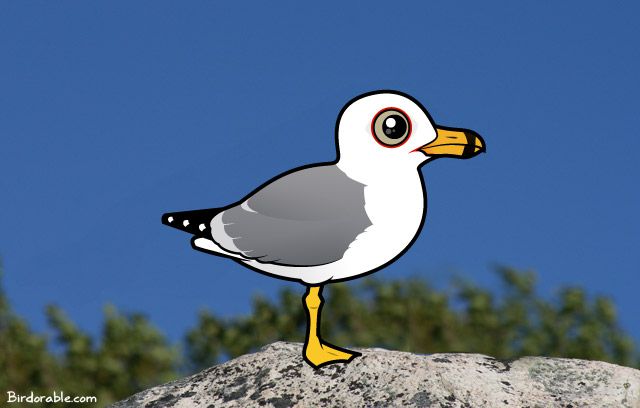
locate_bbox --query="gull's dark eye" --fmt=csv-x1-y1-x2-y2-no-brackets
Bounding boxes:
372,108,411,147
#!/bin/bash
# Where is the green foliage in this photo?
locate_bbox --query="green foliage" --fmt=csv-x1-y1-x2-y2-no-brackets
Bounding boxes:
185,289,306,371
184,267,640,371
0,264,179,407
45,304,179,405
0,262,638,407
0,268,59,397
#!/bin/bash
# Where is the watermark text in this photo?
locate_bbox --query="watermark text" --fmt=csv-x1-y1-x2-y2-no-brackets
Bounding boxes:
7,390,97,404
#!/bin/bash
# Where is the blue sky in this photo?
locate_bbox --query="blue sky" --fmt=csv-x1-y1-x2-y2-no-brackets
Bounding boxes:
1,2,639,345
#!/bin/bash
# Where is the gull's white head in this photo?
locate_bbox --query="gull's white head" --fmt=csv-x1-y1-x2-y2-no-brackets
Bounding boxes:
335,91,485,182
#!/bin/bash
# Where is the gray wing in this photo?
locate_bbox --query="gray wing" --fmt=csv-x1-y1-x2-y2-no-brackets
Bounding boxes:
210,165,372,266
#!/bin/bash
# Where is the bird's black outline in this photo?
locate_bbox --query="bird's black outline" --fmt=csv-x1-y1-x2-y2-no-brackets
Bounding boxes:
163,89,484,282
161,89,485,369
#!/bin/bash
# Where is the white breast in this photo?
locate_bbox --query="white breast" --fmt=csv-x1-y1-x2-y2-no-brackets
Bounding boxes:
331,171,426,280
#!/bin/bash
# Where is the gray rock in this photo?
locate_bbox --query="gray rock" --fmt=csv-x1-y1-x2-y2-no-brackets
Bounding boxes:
109,342,640,408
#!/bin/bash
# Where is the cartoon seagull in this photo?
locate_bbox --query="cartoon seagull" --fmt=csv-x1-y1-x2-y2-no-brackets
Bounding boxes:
162,90,485,368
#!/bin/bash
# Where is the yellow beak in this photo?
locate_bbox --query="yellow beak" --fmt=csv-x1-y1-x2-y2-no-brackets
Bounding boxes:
421,126,486,159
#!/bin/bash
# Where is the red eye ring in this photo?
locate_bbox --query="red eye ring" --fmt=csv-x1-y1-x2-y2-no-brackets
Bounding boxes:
371,107,412,148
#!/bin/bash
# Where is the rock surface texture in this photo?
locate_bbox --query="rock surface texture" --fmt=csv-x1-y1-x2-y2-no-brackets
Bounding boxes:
110,342,640,408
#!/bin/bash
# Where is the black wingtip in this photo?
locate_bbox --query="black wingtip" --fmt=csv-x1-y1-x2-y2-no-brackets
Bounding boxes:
161,213,172,226
162,208,220,236
161,212,183,229
162,212,188,232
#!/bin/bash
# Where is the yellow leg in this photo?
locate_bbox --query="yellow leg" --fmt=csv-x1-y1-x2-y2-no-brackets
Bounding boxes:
302,285,360,368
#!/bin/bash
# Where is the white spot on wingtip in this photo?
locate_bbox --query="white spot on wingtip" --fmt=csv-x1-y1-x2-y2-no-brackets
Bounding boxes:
183,220,190,227
167,216,174,223
199,223,206,231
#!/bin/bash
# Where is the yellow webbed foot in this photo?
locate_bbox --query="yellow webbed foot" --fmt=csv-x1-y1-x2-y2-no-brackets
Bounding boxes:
304,339,360,368
302,285,361,368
